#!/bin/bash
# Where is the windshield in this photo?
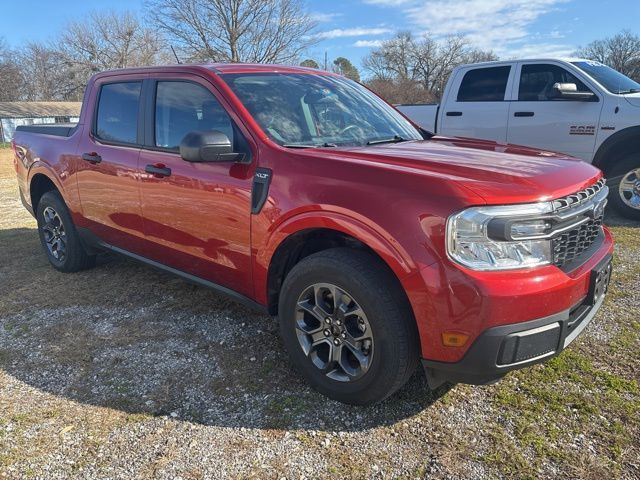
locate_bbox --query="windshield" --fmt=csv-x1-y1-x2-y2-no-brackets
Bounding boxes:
220,73,423,147
572,61,640,94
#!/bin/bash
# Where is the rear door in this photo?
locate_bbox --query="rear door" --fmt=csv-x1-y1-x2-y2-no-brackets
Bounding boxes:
438,65,514,142
75,76,146,251
137,75,255,297
507,62,604,159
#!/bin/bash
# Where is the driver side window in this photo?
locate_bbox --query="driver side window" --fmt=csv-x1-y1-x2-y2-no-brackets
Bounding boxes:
518,64,592,101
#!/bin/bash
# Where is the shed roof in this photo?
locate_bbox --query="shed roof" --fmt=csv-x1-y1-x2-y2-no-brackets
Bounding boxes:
0,102,82,118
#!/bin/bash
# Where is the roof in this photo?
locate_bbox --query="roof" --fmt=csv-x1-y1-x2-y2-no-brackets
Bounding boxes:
91,63,339,80
208,63,336,75
0,102,82,119
457,58,591,69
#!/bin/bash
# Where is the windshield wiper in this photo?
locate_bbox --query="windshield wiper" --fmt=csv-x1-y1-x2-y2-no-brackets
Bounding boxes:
366,135,407,146
282,142,338,148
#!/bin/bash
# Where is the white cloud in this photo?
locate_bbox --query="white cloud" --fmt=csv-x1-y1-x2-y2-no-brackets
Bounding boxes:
317,27,393,39
362,0,413,4
353,39,384,48
366,0,575,57
310,12,342,23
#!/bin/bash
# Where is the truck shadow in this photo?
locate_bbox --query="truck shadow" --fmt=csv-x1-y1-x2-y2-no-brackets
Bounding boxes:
0,227,451,432
605,210,640,227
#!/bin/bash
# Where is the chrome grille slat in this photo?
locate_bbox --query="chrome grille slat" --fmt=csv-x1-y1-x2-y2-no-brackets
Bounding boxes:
552,178,606,212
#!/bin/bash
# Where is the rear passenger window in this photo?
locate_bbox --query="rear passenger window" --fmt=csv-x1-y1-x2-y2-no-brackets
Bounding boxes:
457,66,511,102
155,81,234,150
95,82,141,144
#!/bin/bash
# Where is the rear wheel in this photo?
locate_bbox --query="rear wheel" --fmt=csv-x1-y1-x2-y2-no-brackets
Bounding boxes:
36,191,96,272
607,153,640,220
278,248,419,405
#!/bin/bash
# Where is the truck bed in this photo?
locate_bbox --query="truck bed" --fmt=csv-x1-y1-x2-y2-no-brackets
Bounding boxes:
395,104,438,133
15,123,78,137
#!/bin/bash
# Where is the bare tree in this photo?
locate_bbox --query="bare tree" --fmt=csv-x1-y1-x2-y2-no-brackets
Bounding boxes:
16,42,74,101
363,31,415,82
146,0,317,63
365,78,435,105
0,38,23,101
363,32,497,100
58,10,167,97
575,30,640,81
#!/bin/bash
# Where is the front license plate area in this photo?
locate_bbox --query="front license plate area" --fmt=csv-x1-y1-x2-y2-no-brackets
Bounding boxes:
587,256,612,306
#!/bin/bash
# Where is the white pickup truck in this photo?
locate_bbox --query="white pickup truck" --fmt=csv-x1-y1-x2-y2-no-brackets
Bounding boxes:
396,58,640,219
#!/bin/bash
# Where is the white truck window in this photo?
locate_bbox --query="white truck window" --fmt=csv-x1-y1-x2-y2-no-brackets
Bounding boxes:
518,64,592,101
457,66,511,102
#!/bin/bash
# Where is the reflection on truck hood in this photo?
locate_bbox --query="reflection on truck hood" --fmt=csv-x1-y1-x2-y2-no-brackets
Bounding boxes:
332,137,603,204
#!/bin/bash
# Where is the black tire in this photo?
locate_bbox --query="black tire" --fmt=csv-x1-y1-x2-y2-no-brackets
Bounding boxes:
36,190,96,272
606,153,640,220
278,248,419,405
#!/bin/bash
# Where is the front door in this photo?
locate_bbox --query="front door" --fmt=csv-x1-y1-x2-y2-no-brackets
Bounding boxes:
439,65,513,143
75,77,146,251
507,62,604,160
138,77,255,297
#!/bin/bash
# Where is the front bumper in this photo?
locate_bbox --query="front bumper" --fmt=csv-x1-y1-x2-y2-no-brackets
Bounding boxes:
422,254,611,388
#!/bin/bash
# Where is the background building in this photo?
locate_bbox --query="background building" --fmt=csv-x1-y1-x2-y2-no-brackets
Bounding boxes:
0,102,81,143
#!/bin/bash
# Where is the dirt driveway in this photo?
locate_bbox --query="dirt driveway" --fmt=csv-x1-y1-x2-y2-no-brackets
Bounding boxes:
0,148,638,479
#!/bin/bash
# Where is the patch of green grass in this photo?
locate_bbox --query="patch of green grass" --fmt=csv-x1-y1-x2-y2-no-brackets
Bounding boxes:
125,412,152,423
263,394,310,428
610,226,640,249
483,317,640,476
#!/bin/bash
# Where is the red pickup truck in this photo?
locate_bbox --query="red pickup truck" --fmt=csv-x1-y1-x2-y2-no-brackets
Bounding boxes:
13,64,613,405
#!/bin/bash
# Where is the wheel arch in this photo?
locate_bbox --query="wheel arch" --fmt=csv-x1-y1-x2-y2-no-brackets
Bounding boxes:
261,211,423,316
29,171,61,213
593,126,640,173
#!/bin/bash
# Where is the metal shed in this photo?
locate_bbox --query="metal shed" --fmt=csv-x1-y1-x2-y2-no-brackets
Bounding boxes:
0,102,82,142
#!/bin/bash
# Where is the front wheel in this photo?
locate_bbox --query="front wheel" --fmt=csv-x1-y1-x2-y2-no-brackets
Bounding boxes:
278,248,419,405
607,154,640,220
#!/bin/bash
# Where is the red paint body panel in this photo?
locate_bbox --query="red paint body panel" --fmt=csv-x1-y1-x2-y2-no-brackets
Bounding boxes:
12,63,614,366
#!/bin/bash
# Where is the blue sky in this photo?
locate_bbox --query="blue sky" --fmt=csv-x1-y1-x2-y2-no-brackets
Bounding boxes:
2,0,639,71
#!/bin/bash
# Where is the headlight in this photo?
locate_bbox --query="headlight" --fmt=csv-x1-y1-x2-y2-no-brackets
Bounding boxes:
446,203,554,271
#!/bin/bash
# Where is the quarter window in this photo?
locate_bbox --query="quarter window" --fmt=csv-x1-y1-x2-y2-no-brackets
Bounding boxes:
519,64,592,101
155,81,234,150
457,66,511,102
95,82,142,144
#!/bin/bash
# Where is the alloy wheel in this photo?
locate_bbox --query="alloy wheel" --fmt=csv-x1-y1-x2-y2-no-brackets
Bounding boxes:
295,283,374,382
42,206,67,262
618,167,640,210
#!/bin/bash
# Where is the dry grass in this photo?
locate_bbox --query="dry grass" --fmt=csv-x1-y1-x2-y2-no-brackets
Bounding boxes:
0,146,638,479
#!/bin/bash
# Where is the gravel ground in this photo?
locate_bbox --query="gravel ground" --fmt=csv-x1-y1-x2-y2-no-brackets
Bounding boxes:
0,149,638,479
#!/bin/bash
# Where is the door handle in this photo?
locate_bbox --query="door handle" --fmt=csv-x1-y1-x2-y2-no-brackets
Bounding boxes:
145,164,172,178
514,111,535,117
81,152,102,164
446,111,463,117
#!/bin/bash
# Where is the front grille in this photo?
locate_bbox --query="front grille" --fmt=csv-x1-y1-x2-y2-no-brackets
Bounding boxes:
551,178,606,268
552,216,603,267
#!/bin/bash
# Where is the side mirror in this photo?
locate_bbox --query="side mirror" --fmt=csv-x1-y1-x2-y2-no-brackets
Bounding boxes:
179,130,246,163
549,83,596,101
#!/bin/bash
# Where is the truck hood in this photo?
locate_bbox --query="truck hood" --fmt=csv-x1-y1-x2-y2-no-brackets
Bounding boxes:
326,137,602,204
